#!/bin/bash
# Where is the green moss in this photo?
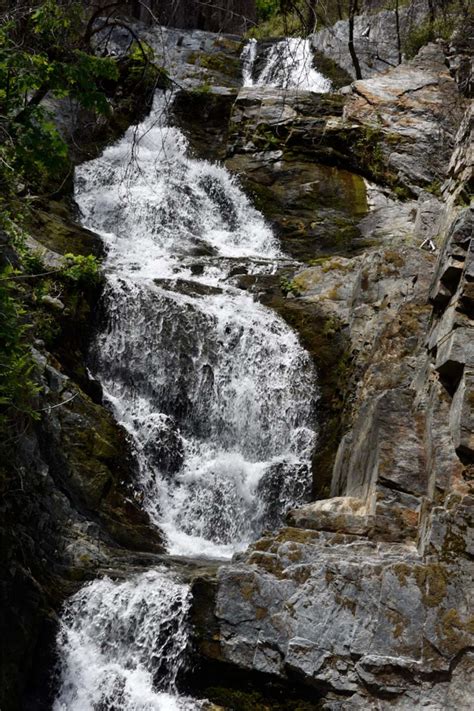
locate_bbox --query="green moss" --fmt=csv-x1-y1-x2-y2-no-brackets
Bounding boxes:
247,551,286,579
415,564,448,608
187,51,241,79
28,205,103,258
392,562,411,586
268,299,353,496
280,276,301,296
387,609,406,639
384,250,405,268
194,81,212,94
311,49,353,89
352,125,409,192
424,179,442,197
393,185,411,200
275,527,320,545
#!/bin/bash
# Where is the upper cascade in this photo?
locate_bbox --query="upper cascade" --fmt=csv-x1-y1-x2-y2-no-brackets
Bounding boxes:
241,37,332,92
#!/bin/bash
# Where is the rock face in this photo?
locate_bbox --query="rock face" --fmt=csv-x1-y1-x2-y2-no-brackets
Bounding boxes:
2,11,473,710
345,44,465,191
191,42,474,709
225,88,370,260
311,1,431,79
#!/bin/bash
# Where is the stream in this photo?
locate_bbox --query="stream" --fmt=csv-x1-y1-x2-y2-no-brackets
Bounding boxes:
53,34,328,710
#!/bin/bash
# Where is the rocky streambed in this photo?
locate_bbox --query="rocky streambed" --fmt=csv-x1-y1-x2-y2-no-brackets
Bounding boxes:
2,14,473,711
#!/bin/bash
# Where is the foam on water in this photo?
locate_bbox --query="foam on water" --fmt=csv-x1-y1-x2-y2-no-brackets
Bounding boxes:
75,92,317,559
54,570,200,711
241,37,331,92
55,85,319,706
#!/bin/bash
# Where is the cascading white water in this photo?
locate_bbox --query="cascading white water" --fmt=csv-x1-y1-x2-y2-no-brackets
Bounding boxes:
76,92,317,559
54,569,200,711
55,86,318,706
241,36,258,86
241,37,331,92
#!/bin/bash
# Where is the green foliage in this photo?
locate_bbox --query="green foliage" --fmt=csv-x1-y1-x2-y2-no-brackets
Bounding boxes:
404,16,456,58
248,0,346,38
0,271,40,432
256,0,281,22
424,179,442,197
22,250,46,275
247,11,300,39
62,253,100,286
280,276,301,296
0,0,119,204
126,39,169,89
194,81,212,94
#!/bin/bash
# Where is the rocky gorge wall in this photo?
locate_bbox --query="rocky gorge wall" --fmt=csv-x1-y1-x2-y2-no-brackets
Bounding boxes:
175,34,474,711
1,5,473,710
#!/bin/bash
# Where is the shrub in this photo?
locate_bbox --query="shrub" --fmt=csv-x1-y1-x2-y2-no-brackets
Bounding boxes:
62,253,100,286
0,271,40,432
404,16,456,58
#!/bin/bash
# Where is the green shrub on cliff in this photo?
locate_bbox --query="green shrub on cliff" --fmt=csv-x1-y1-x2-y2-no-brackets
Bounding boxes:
0,1,120,433
0,272,40,433
62,253,100,286
404,15,457,58
0,1,120,203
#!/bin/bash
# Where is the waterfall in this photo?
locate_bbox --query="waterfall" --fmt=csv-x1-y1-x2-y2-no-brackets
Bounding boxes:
241,37,257,85
55,87,318,705
77,92,317,559
54,569,199,710
241,37,331,92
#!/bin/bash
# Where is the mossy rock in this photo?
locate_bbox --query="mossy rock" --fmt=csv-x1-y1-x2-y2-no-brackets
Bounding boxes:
171,89,238,161
29,203,104,258
228,158,368,261
312,49,353,90
187,51,242,82
40,385,163,553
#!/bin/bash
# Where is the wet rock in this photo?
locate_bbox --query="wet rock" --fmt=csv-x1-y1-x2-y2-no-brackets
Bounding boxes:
171,88,238,161
194,80,473,708
225,88,369,260
257,461,312,530
29,202,104,258
140,415,185,476
40,295,65,312
287,496,372,536
154,278,223,297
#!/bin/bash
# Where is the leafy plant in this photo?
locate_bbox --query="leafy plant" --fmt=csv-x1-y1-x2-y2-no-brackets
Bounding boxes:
0,271,40,432
403,15,457,58
280,276,301,296
256,0,281,22
0,0,119,204
22,250,46,275
62,254,100,286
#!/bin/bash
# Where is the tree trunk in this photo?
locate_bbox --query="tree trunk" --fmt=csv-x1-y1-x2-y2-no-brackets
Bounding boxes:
306,0,317,33
348,0,362,79
395,0,402,65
